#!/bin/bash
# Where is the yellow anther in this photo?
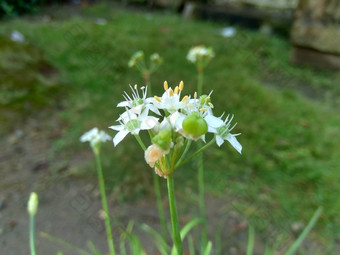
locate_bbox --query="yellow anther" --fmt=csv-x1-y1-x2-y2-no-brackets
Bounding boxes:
200,108,207,112
208,103,214,108
194,92,197,99
141,86,145,90
154,96,162,103
181,95,189,102
169,88,174,96
205,96,210,101
179,81,184,91
134,84,138,90
164,81,168,91
174,86,179,94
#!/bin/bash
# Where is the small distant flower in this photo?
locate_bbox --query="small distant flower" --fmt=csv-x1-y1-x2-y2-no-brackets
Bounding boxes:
128,51,145,68
11,30,25,43
150,53,162,64
28,192,39,216
153,81,189,113
110,109,158,146
205,114,242,153
149,53,163,72
187,46,215,64
80,128,111,152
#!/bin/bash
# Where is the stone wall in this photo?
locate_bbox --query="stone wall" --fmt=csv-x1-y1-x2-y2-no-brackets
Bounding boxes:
291,0,340,69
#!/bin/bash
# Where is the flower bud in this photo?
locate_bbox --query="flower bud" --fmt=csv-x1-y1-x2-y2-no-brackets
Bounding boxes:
200,95,210,105
27,192,39,216
152,129,171,151
182,112,208,139
145,144,165,168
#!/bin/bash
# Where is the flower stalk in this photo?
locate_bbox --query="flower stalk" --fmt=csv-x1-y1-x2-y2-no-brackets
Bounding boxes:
167,173,183,255
95,153,116,255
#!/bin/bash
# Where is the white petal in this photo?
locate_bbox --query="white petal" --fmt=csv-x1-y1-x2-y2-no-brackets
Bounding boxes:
109,124,124,131
117,101,130,107
113,130,129,146
226,134,242,154
141,117,158,130
216,135,224,147
205,115,224,128
130,104,143,115
148,104,161,115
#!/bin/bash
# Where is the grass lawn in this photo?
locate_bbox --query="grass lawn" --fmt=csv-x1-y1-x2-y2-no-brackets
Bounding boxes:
1,1,340,252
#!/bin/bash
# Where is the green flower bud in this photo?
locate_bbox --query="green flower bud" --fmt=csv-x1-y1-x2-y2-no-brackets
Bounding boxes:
152,129,172,150
199,95,210,105
182,112,208,138
28,192,39,216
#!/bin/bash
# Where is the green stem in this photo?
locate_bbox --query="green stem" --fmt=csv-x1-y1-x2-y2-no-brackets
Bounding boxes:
154,173,167,240
95,153,116,255
167,174,183,255
197,71,204,96
197,142,207,252
134,135,146,150
176,138,215,169
30,215,37,255
174,140,192,169
135,135,167,241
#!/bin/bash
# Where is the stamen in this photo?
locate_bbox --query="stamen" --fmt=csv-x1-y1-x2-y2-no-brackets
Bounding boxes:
205,96,210,101
181,95,188,102
179,81,184,91
164,81,168,91
169,88,174,96
134,84,137,90
194,92,197,99
141,86,145,90
208,103,214,108
200,108,207,111
174,86,179,94
154,96,162,103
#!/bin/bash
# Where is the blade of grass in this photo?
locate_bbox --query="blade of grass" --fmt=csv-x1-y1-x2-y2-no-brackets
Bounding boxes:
246,225,255,255
203,241,212,255
40,232,92,255
140,224,169,255
171,218,203,255
284,207,323,255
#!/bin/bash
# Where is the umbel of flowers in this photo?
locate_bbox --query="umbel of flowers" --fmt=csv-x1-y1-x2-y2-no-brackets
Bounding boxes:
110,81,241,175
110,81,241,254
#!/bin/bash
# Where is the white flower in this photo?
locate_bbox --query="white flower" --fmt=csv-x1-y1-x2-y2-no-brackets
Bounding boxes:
110,109,158,146
117,85,160,115
187,46,215,64
128,50,144,68
205,114,242,153
153,81,189,113
80,127,111,148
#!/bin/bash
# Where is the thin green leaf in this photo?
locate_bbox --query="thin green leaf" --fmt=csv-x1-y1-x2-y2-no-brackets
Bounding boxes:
284,207,323,255
246,225,255,255
87,241,102,255
40,232,92,255
140,224,169,255
203,241,212,255
171,218,203,255
188,235,195,255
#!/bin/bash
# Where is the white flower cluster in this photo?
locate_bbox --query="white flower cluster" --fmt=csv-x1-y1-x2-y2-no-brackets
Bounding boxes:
80,127,111,149
187,46,215,65
110,81,242,156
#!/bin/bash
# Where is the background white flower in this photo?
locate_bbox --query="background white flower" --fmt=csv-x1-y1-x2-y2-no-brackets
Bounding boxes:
80,127,111,148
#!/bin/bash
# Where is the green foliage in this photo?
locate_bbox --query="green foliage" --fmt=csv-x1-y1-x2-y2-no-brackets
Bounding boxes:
0,0,39,18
